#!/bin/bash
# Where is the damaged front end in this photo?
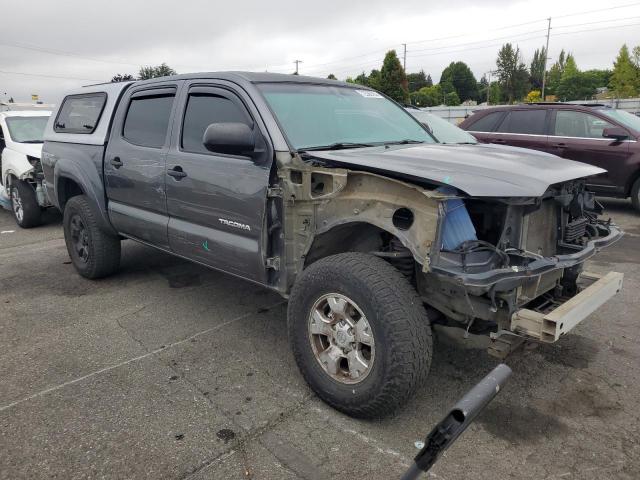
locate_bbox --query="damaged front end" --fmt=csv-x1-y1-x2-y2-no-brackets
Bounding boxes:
421,180,623,356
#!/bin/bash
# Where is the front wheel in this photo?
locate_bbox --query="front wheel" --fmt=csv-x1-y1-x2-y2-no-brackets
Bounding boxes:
63,195,121,279
288,252,432,418
9,179,41,228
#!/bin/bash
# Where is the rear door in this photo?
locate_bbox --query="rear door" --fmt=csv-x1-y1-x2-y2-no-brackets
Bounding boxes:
165,82,273,282
463,111,505,143
105,83,180,248
490,108,551,153
549,109,630,193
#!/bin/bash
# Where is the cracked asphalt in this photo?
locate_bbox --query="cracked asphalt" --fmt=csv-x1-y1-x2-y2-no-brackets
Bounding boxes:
0,199,639,480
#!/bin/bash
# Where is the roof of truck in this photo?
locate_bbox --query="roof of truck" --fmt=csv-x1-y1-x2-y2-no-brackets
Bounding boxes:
128,71,361,88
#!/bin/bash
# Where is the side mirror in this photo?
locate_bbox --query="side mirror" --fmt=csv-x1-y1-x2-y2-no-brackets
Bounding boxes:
602,126,629,141
203,122,255,156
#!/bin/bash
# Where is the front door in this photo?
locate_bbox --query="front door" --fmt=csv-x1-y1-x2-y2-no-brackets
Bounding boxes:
550,109,631,194
105,84,179,248
165,83,273,282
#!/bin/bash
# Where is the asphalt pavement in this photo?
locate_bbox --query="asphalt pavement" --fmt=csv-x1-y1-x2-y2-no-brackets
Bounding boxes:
0,199,638,479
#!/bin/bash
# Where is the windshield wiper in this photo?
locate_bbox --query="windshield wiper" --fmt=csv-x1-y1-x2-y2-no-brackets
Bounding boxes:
298,142,374,152
382,139,425,146
19,140,44,144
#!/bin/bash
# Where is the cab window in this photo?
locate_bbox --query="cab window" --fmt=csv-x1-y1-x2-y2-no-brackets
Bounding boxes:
123,90,176,148
181,92,251,154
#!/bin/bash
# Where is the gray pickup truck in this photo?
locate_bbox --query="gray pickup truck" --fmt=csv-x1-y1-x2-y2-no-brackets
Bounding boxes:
42,73,623,418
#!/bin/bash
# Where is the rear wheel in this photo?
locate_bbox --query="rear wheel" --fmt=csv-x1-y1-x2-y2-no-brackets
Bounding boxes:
288,252,432,418
63,195,121,279
9,179,41,228
631,178,640,212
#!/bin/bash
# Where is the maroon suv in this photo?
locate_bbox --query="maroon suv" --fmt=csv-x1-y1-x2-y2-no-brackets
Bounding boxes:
459,104,640,210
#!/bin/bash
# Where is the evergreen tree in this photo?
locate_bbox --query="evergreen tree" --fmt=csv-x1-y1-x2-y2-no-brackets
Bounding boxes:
354,72,368,86
546,50,566,96
377,50,409,102
610,44,639,97
496,43,530,103
368,69,382,90
530,46,547,90
327,74,337,80
406,70,429,93
425,74,433,87
439,61,478,102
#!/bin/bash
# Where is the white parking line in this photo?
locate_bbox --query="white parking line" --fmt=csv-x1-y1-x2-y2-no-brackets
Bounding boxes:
0,301,285,413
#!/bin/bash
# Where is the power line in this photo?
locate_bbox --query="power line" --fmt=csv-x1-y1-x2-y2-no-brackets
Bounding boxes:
0,69,102,81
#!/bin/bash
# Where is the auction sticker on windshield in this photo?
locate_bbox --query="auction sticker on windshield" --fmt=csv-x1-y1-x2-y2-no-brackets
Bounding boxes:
355,90,383,98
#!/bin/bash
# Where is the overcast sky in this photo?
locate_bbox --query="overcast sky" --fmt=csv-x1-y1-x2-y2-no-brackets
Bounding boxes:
1,0,639,104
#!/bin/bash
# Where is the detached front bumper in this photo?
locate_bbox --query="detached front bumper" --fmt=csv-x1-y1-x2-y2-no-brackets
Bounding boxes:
510,271,624,343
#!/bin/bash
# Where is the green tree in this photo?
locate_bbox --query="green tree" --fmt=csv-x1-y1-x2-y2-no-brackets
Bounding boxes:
354,72,369,86
610,44,639,97
407,70,429,93
111,73,134,82
377,50,409,102
584,69,612,88
546,50,567,96
138,63,177,80
530,46,547,90
445,91,460,106
496,43,530,103
425,74,433,87
477,75,489,102
439,61,478,102
557,71,599,101
327,73,337,80
489,82,501,104
410,84,443,107
368,69,381,90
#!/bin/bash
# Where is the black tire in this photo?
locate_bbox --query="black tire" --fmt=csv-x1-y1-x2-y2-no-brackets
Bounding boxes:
9,179,41,228
288,252,432,418
63,195,121,279
631,178,640,212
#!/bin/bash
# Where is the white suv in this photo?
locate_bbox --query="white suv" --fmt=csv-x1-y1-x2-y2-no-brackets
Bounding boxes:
0,110,52,227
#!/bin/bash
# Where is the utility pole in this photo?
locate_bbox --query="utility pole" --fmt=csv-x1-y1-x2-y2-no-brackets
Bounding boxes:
541,17,551,101
402,43,407,71
486,72,491,104
485,70,497,104
293,59,303,75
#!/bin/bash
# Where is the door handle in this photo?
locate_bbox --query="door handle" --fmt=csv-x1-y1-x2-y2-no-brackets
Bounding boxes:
110,157,123,168
553,142,567,148
492,138,506,143
167,166,187,179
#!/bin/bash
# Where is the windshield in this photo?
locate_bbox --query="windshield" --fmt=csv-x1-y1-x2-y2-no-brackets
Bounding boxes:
598,108,640,133
258,83,435,150
408,110,477,144
5,116,49,143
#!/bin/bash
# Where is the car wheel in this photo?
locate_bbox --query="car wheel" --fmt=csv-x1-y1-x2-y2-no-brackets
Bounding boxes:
63,195,121,279
288,252,432,418
631,178,640,212
9,179,41,228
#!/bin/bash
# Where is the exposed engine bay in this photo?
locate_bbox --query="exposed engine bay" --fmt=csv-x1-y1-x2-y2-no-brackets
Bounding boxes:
419,179,622,345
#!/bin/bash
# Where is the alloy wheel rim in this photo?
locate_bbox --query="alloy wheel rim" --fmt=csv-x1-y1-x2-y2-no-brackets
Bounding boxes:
69,214,90,263
11,187,23,222
308,293,375,384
